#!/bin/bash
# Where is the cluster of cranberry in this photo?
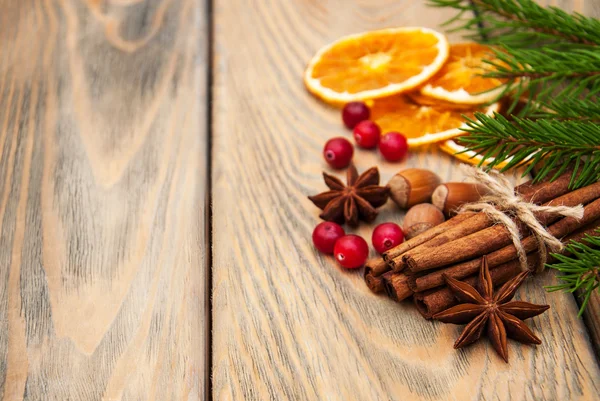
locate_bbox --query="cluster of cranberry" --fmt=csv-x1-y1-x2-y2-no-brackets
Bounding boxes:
313,102,408,270
323,102,408,169
312,221,404,269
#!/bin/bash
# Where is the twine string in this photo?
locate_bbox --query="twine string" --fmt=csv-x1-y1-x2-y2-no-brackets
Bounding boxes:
458,165,584,272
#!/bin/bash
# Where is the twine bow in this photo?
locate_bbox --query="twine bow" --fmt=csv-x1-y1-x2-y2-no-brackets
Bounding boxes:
458,165,584,272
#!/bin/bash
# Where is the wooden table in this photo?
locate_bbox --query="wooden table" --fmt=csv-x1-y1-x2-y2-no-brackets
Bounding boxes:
0,0,598,400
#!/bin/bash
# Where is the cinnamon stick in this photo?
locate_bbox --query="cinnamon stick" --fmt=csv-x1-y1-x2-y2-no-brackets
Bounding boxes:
409,218,600,293
405,182,600,273
381,271,412,301
389,170,578,272
381,212,474,265
413,256,529,319
390,213,492,271
413,221,600,320
364,258,394,294
365,267,386,294
365,258,390,277
562,219,600,246
514,167,574,204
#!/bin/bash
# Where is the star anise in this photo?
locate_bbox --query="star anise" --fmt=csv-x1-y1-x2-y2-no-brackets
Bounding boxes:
433,256,550,362
308,164,389,227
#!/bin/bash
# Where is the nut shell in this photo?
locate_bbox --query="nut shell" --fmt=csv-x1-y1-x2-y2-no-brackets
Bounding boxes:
403,203,445,240
387,168,442,209
432,183,489,216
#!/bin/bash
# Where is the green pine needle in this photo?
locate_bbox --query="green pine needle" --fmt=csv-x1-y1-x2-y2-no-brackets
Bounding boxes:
458,113,600,188
428,0,600,47
546,234,600,317
482,46,600,114
532,98,600,123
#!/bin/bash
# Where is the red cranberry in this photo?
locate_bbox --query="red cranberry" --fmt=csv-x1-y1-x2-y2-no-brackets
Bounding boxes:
323,137,353,169
353,120,381,149
312,222,345,254
372,223,404,254
342,102,370,129
379,132,408,162
334,235,369,269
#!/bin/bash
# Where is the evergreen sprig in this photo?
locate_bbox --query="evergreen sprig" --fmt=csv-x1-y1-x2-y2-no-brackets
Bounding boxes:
459,113,600,187
429,0,600,47
546,234,600,317
483,46,600,113
532,98,600,123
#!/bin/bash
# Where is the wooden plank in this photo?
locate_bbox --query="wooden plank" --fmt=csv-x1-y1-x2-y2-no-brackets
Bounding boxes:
211,0,600,399
581,291,600,357
0,0,207,399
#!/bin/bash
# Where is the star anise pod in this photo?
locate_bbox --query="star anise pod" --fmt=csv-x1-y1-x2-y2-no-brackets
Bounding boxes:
433,256,550,362
308,164,389,227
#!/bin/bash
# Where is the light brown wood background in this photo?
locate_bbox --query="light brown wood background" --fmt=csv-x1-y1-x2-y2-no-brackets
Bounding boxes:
0,0,207,400
212,0,600,400
1,0,599,400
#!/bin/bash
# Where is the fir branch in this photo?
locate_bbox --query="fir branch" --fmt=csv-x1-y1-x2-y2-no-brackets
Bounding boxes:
532,99,600,123
485,47,600,79
429,0,600,47
458,113,600,187
546,234,600,317
482,46,600,112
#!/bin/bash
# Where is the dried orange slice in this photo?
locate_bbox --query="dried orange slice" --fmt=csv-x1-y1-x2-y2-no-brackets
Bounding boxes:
370,94,499,148
420,43,506,104
406,92,475,111
440,96,531,168
304,28,449,104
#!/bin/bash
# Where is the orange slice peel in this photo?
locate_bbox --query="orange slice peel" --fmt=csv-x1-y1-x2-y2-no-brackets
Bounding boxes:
439,139,512,169
420,43,507,105
370,94,500,148
304,27,450,104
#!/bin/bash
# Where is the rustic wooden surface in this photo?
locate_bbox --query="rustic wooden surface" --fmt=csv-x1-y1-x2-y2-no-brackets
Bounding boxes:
581,291,600,358
0,0,207,400
1,0,599,400
211,0,600,400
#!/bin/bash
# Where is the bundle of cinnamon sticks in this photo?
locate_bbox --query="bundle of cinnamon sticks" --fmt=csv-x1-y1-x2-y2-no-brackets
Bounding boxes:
364,170,600,319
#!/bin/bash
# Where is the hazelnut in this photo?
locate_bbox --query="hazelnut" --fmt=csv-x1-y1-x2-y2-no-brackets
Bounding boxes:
403,203,445,240
387,168,442,209
432,183,489,216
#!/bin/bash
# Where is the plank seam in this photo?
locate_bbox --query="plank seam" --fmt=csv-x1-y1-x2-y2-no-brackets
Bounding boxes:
205,0,215,399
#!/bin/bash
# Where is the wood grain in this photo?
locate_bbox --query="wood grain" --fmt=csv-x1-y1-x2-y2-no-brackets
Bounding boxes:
211,0,600,400
580,291,600,358
0,0,207,399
